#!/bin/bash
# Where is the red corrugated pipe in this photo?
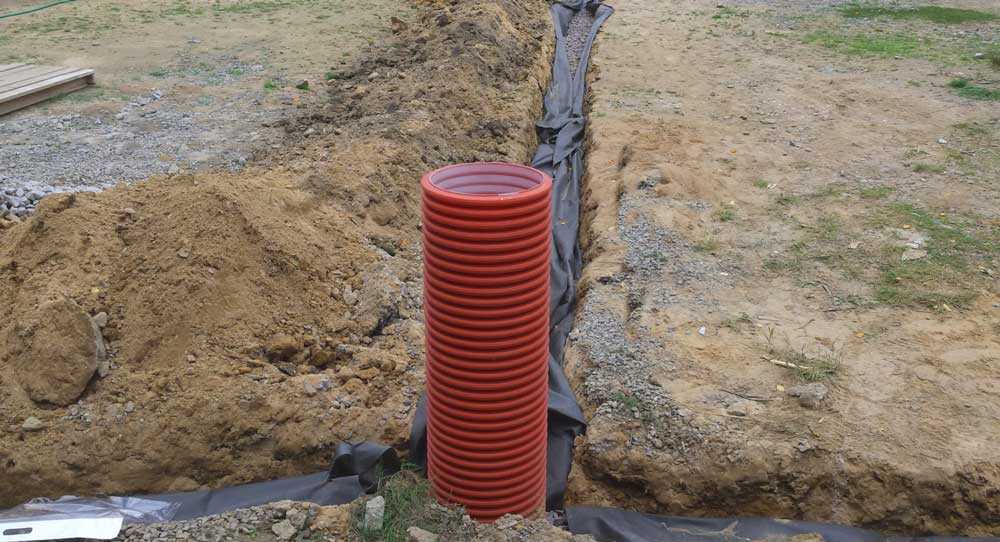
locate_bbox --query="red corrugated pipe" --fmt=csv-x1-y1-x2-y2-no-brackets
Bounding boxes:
421,162,552,521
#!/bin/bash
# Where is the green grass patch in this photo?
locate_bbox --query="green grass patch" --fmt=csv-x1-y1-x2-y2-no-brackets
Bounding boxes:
990,49,1000,69
839,4,996,24
712,6,750,19
949,78,1000,101
351,470,471,542
714,207,736,222
149,68,169,78
868,203,998,309
753,179,769,189
804,30,921,57
263,79,280,91
859,186,894,199
912,162,946,173
764,200,997,311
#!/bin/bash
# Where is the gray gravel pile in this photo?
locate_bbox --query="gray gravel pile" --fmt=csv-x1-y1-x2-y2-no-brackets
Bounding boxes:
0,86,291,218
571,290,671,412
113,501,318,542
565,9,596,77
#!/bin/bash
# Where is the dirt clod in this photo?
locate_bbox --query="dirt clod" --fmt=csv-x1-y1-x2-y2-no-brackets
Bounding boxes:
5,298,101,406
786,383,829,408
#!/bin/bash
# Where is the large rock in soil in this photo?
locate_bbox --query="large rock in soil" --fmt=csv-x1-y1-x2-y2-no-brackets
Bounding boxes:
5,298,102,406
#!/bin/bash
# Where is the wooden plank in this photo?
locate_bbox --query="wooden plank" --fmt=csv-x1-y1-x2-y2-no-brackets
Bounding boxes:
0,67,78,94
0,65,58,86
0,63,28,74
0,69,94,101
0,70,94,116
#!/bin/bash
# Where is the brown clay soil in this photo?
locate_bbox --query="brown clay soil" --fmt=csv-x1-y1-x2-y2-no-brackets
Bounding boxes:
0,0,553,507
565,0,1000,536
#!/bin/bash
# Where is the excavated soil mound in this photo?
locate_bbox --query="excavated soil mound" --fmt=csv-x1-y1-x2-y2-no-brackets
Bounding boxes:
0,0,553,507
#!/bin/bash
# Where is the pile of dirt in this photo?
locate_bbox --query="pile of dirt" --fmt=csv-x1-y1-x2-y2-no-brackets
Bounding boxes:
0,0,553,507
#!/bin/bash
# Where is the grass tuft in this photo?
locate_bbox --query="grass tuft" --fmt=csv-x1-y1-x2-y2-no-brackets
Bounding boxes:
839,3,997,24
912,162,945,173
763,329,842,382
351,469,471,542
859,186,893,199
714,207,736,222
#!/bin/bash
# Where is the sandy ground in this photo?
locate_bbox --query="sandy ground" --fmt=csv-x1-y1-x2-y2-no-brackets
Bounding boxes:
0,0,408,207
565,0,1000,535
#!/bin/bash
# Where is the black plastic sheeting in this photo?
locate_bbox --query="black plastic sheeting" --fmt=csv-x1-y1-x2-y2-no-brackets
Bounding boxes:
45,2,1000,541
566,507,1000,542
144,442,399,521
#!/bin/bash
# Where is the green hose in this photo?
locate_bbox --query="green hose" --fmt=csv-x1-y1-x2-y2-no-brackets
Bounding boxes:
0,0,77,20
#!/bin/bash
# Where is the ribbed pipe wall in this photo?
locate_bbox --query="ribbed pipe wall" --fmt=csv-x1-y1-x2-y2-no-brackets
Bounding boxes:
421,162,552,521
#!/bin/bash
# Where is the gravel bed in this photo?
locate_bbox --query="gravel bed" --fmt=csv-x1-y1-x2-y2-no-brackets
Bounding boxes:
112,502,317,542
566,8,596,77
0,86,290,218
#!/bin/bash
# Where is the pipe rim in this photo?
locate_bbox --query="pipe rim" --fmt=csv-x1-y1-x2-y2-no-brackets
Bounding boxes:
422,162,552,205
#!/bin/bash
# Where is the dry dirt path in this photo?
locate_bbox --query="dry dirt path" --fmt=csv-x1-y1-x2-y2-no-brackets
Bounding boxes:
566,0,999,536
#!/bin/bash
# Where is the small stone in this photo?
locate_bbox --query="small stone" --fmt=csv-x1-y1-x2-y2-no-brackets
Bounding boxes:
901,248,927,261
786,383,829,408
168,164,180,175
177,248,190,258
342,285,358,306
974,52,985,59
286,507,308,530
364,496,385,531
92,312,109,328
271,519,297,541
124,401,136,413
725,400,759,417
311,504,351,536
408,526,439,542
638,168,664,189
266,334,300,362
698,326,707,336
493,515,518,530
21,416,45,432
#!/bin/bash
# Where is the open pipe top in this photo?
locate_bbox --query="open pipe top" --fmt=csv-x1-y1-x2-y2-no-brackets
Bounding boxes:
422,162,551,203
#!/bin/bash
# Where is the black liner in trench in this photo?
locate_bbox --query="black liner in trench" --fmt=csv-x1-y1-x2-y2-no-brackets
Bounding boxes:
99,3,1000,541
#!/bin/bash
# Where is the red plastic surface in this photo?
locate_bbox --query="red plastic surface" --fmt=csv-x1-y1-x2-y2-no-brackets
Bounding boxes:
421,162,552,521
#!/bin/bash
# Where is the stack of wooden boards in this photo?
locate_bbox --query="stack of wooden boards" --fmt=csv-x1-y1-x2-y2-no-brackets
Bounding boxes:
0,63,95,116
